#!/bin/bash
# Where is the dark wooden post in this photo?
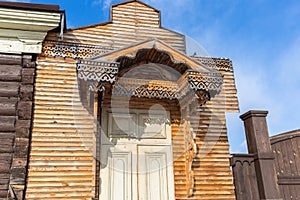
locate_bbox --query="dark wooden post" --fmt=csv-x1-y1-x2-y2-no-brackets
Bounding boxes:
240,110,282,200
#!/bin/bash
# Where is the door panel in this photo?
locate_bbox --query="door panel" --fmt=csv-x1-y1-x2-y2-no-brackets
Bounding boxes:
138,145,175,200
100,146,133,200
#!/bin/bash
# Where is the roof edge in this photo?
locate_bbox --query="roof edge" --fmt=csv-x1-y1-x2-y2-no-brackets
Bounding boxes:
0,1,62,13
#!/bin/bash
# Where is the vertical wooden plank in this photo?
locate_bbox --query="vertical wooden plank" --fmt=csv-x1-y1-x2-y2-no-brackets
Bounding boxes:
285,139,297,176
273,144,281,176
292,137,300,176
281,140,293,175
278,143,285,176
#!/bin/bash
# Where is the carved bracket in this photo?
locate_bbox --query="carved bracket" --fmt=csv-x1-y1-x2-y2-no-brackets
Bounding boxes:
88,81,106,92
183,121,197,197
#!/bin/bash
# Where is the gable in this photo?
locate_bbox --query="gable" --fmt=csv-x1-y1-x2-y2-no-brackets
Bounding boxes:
47,0,186,53
111,1,161,28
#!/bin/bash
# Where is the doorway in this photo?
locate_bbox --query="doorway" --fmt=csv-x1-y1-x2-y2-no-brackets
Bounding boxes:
100,108,175,200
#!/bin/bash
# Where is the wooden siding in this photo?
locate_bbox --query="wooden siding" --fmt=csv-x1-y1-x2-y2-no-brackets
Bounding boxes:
26,58,96,200
46,1,186,53
188,87,236,199
271,129,300,199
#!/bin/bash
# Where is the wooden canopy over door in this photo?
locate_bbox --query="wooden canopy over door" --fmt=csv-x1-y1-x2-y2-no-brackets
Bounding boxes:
76,38,224,199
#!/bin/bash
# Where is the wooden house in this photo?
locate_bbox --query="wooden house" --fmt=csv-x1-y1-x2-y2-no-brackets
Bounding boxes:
0,1,240,199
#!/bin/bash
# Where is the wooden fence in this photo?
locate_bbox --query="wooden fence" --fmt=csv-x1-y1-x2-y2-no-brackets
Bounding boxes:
231,111,300,200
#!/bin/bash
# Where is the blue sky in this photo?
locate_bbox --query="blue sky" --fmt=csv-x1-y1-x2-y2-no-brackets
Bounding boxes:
7,0,300,153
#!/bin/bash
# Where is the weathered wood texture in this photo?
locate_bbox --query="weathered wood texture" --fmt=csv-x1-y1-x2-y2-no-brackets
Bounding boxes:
25,59,96,200
46,1,186,53
231,111,287,200
0,53,35,199
230,154,260,200
240,111,281,200
271,129,300,199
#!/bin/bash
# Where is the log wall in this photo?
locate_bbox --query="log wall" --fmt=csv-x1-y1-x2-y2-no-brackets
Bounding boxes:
0,53,36,199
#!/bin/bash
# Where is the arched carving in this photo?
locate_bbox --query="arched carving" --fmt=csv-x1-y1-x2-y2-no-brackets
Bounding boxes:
117,48,189,74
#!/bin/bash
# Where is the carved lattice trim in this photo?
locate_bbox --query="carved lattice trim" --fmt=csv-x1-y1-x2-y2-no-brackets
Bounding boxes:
192,56,233,72
77,60,119,84
41,41,115,59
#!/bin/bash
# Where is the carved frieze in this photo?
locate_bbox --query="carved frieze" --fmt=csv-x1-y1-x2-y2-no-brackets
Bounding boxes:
112,78,179,100
77,60,119,84
42,41,115,59
192,56,233,72
112,71,223,102
187,71,223,94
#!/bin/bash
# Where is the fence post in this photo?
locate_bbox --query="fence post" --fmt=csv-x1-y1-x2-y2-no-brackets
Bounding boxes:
240,110,282,200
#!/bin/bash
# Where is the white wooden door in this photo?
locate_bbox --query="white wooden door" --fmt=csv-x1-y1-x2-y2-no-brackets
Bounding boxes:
100,109,175,200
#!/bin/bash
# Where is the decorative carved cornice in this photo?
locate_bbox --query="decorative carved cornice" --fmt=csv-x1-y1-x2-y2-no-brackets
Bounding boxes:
42,41,115,59
112,78,179,99
76,61,223,104
187,71,223,94
77,60,119,84
192,56,233,72
112,70,223,101
71,40,224,104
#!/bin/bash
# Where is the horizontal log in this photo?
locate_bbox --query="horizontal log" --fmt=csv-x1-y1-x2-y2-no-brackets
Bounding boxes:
0,185,8,190
0,158,11,173
0,82,19,97
0,145,13,153
0,189,8,198
0,116,15,132
0,137,14,147
0,53,22,65
0,65,21,81
0,97,17,116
